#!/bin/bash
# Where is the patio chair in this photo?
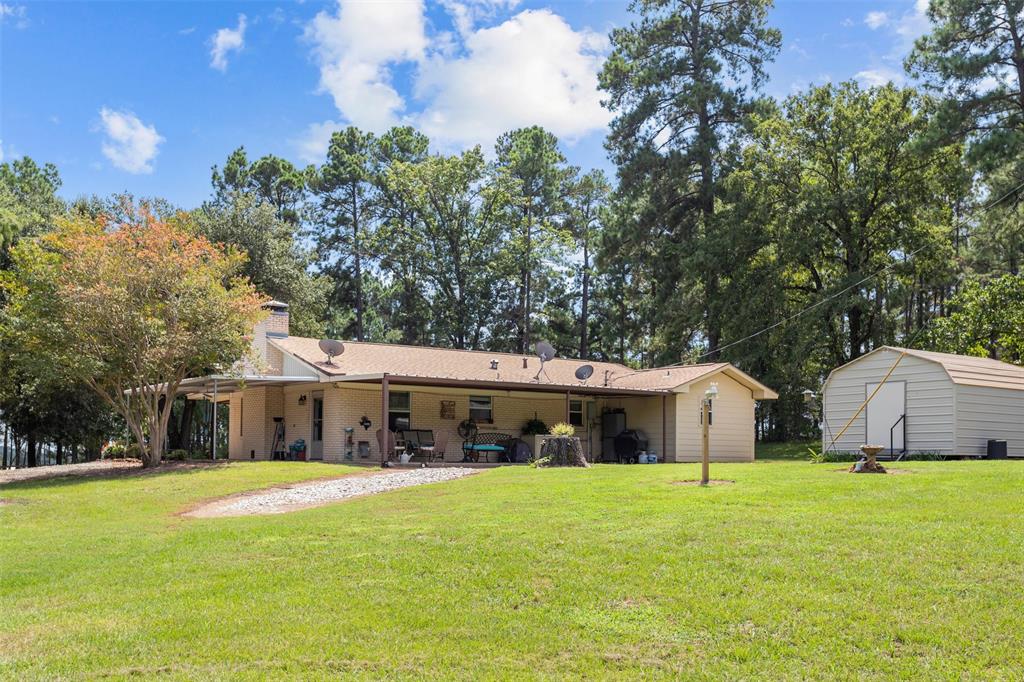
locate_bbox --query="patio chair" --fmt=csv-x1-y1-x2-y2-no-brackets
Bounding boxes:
418,430,449,463
375,429,404,461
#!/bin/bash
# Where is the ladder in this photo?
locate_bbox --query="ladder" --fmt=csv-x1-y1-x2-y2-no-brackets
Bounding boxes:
271,419,287,460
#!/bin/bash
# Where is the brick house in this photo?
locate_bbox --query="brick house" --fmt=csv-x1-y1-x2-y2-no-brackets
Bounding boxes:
178,302,777,464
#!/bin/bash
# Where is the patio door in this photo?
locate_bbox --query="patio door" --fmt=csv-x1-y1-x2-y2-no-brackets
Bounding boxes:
865,381,905,452
310,391,324,460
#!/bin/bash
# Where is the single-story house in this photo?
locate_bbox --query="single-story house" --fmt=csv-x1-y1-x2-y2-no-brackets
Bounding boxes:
822,346,1024,458
178,302,777,464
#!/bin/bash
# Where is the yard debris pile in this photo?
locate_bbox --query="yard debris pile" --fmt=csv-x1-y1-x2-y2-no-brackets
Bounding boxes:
184,467,477,517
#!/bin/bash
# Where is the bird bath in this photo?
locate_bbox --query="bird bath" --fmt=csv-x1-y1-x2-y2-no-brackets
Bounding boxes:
854,444,887,473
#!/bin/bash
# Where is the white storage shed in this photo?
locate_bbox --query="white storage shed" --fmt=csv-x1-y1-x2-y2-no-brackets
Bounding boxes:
821,346,1024,458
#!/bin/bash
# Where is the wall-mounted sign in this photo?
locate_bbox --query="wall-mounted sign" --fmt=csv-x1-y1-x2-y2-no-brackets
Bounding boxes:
440,400,456,420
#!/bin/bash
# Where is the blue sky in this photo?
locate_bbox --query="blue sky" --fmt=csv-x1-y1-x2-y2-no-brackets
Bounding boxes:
1,0,930,208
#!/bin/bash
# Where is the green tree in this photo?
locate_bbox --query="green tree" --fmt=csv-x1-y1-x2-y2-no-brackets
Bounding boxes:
193,192,329,338
737,82,961,366
372,126,433,345
0,158,63,271
388,148,511,349
566,170,611,359
211,148,309,224
1,208,266,467
907,0,1024,170
600,0,781,361
493,126,575,354
310,128,377,341
927,273,1024,362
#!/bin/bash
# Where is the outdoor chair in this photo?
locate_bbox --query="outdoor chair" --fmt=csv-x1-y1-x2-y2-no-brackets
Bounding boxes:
418,429,449,463
375,429,404,461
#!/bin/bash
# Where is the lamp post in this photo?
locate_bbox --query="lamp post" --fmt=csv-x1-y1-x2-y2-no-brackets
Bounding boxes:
701,382,718,485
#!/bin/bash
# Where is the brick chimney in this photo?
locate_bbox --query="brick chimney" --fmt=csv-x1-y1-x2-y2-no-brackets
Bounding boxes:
252,300,289,374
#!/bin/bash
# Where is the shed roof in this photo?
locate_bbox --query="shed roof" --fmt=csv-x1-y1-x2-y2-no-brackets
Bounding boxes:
269,336,778,398
886,346,1024,391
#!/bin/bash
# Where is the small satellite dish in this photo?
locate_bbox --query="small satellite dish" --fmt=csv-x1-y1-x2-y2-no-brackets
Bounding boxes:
575,364,594,382
318,338,346,365
535,341,556,363
533,341,557,381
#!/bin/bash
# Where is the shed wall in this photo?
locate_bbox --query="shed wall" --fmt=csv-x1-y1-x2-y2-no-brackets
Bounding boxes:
955,384,1024,457
675,375,755,462
822,349,955,455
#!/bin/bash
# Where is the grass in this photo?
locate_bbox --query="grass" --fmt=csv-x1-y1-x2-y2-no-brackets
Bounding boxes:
755,439,817,460
2,459,1024,679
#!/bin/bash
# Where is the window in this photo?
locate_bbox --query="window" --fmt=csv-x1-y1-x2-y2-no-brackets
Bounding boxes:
569,400,584,427
239,398,243,436
699,400,713,426
469,395,493,423
388,392,411,431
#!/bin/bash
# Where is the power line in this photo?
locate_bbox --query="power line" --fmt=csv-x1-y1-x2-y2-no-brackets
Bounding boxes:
680,176,1024,363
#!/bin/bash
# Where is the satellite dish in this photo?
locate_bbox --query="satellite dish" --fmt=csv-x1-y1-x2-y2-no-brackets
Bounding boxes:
533,341,557,381
575,364,594,382
535,341,556,363
318,338,346,365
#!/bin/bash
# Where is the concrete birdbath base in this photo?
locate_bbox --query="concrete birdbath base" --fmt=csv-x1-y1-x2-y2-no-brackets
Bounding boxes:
851,445,887,473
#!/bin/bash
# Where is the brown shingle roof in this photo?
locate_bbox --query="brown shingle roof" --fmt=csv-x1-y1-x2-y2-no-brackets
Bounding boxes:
270,336,777,397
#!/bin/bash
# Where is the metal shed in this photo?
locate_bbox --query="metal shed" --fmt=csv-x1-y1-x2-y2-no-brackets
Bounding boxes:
821,346,1024,458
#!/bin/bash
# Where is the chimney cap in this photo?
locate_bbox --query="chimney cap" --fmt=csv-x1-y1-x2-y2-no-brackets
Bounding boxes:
263,300,289,311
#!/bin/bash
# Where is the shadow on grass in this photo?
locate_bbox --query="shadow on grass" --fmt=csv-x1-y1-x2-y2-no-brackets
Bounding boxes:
0,460,235,492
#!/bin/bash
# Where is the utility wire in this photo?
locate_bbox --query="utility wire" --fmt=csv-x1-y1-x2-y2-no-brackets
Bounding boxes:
682,176,1024,363
605,176,1024,384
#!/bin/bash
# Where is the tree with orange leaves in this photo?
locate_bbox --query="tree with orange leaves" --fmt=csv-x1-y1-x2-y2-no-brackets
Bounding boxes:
1,205,266,467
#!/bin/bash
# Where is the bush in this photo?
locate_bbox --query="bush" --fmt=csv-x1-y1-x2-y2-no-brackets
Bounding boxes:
521,417,549,436
103,442,127,459
124,443,142,460
549,422,575,437
166,449,189,461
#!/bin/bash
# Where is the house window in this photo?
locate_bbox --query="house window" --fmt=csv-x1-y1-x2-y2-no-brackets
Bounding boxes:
389,392,411,431
469,395,493,423
239,398,244,436
569,400,584,427
699,400,713,426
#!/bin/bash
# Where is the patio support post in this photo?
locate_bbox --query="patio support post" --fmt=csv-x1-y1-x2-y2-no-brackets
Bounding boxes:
661,394,667,463
380,374,389,468
565,391,570,424
211,377,218,460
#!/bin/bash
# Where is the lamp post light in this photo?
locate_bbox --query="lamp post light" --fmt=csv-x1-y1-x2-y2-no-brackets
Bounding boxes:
701,382,719,485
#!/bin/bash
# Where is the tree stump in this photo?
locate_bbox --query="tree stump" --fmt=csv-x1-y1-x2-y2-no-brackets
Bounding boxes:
539,436,589,467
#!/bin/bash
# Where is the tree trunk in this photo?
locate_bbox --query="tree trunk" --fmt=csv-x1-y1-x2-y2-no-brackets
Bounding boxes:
580,239,590,359
56,441,64,465
27,434,37,468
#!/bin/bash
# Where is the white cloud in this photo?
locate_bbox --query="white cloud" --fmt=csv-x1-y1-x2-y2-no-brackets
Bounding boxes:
301,1,610,148
97,108,164,174
415,9,610,147
0,3,29,29
295,120,340,164
179,26,196,36
305,0,427,132
855,67,905,87
864,11,889,29
210,14,247,71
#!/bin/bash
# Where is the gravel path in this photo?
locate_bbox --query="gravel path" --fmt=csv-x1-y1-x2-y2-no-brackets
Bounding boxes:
184,467,478,518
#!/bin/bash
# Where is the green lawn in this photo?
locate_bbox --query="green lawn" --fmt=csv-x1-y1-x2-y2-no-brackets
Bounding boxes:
2,460,1023,679
756,439,817,460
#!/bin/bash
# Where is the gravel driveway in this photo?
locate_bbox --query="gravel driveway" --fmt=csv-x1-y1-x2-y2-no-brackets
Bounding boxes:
184,467,478,518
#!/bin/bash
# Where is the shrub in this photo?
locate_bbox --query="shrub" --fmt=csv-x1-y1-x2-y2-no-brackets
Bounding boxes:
549,422,575,437
166,449,189,461
124,443,142,460
521,417,549,436
103,443,127,459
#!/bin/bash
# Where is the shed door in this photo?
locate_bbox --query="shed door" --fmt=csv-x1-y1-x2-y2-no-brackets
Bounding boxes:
865,381,905,451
